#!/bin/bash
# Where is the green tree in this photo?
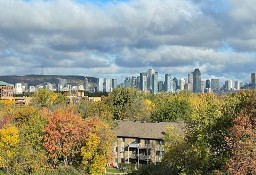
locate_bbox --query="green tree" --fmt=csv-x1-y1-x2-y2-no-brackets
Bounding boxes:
106,88,148,120
32,88,65,107
151,92,191,122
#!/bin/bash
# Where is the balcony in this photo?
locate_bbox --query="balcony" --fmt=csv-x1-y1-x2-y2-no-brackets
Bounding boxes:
155,146,164,152
129,153,150,160
139,144,151,149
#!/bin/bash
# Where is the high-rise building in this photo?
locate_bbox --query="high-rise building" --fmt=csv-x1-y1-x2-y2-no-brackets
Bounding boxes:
251,73,256,89
152,72,158,94
205,79,211,89
131,76,137,88
164,74,173,92
234,80,241,90
211,79,219,90
103,78,111,92
193,69,201,93
136,76,140,89
97,78,104,92
147,69,155,92
124,77,131,88
140,72,147,92
112,79,117,90
179,78,185,91
225,80,233,91
158,81,164,92
173,77,178,92
201,80,205,93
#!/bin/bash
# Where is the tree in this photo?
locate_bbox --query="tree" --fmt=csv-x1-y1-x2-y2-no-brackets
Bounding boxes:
0,125,19,174
43,108,89,167
151,92,191,122
225,92,256,174
106,88,145,120
32,88,65,107
81,118,114,175
12,106,48,174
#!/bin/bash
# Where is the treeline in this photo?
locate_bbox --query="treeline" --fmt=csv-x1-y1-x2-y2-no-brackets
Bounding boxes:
1,88,256,174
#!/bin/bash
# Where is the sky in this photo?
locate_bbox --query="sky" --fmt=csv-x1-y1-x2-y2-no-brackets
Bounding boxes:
0,0,256,82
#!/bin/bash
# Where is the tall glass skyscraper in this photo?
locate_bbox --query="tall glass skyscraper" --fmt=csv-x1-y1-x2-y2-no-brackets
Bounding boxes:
193,68,201,93
165,74,173,92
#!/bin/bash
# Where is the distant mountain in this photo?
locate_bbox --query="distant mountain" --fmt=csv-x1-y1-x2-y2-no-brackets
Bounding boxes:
0,75,98,86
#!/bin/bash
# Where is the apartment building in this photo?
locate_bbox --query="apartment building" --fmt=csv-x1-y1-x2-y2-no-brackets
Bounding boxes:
113,120,184,166
0,81,14,98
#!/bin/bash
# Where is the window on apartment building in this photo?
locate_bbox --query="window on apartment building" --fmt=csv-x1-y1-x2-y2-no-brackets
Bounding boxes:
114,147,117,153
145,139,150,144
120,147,125,152
121,158,125,163
157,140,164,145
120,137,125,142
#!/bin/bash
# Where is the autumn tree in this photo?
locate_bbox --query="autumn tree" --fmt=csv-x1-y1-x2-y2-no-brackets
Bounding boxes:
0,125,19,174
11,106,48,174
225,92,256,174
32,88,65,107
81,118,114,175
43,108,89,167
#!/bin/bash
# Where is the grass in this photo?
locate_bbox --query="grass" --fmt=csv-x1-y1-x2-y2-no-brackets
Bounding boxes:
106,167,124,173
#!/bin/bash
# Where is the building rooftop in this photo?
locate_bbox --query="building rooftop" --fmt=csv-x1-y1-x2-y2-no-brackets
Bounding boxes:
0,81,12,86
115,120,184,140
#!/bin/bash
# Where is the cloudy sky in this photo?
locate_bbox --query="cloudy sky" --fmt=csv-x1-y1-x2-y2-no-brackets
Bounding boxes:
0,0,255,82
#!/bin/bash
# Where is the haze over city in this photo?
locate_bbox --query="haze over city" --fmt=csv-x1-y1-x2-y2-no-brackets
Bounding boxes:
0,0,255,82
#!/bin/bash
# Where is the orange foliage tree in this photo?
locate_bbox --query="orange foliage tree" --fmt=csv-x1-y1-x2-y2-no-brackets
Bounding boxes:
43,108,89,167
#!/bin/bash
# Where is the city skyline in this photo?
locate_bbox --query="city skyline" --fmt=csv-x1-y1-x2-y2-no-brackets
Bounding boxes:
0,0,255,82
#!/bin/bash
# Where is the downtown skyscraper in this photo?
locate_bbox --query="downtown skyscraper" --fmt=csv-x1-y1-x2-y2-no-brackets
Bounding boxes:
193,68,201,93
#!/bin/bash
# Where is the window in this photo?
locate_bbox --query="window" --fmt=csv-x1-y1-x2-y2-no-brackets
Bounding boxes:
120,137,125,142
113,147,117,153
120,147,125,152
145,139,150,144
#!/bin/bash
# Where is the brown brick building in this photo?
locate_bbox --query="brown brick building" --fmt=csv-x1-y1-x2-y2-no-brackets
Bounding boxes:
0,81,14,98
112,120,184,167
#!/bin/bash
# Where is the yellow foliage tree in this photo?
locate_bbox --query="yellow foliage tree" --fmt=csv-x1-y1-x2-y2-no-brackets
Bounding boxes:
0,125,19,173
81,118,114,175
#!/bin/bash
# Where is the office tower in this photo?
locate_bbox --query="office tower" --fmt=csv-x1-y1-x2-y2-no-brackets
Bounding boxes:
103,78,111,92
136,76,140,89
165,74,173,92
140,72,147,92
112,79,117,90
251,73,256,89
152,72,158,94
234,81,241,90
124,77,131,88
225,80,233,91
211,79,220,90
201,80,205,93
205,79,211,89
173,77,178,92
179,78,185,91
97,78,104,92
147,68,155,91
193,69,201,93
158,81,164,92
131,76,137,88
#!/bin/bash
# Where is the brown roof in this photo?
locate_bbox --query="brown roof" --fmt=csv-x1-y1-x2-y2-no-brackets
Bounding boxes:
115,120,184,140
